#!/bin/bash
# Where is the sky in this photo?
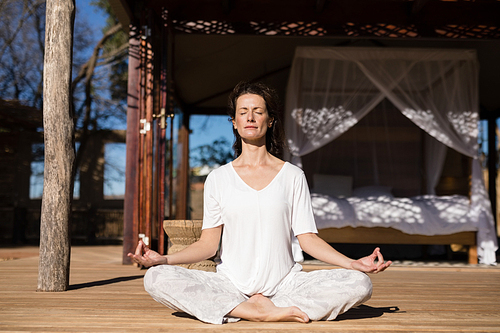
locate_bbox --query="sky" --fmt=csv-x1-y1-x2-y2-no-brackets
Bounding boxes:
74,0,234,150
189,115,234,152
75,0,106,32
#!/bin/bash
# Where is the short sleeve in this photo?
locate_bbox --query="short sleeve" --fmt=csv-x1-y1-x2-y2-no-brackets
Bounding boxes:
291,172,318,236
202,171,223,230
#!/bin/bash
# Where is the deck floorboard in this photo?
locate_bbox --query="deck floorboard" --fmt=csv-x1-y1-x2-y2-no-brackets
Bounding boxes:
1,246,499,332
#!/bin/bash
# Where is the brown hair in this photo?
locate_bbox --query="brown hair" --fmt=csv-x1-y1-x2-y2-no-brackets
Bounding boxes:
227,81,286,158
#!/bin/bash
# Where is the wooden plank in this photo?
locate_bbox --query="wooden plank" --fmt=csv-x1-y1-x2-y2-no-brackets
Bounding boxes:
318,226,477,245
1,246,499,332
318,226,478,264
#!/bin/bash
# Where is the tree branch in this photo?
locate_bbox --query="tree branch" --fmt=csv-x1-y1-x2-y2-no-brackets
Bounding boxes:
96,42,129,67
72,22,124,178
71,22,123,91
0,0,45,61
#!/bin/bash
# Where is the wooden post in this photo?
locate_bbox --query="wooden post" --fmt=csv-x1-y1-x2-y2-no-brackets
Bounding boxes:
38,0,75,291
138,37,146,245
176,114,190,219
122,26,141,264
144,38,154,247
487,116,497,229
157,16,169,255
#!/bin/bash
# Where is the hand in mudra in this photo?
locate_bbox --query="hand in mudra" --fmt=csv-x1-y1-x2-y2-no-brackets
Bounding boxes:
127,240,166,267
350,247,392,274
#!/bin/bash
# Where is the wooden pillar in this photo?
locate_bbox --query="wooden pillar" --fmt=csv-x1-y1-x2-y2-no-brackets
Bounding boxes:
166,15,175,241
487,116,497,229
138,36,146,249
156,15,172,255
176,114,190,219
143,37,155,248
122,26,141,265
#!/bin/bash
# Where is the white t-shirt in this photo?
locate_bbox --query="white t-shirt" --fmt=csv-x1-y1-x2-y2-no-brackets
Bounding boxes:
202,161,318,296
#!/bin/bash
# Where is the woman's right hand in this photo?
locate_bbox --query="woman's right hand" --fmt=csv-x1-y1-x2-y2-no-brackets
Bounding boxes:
127,240,167,267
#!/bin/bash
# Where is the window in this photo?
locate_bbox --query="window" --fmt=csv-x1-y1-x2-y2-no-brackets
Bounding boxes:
103,143,126,199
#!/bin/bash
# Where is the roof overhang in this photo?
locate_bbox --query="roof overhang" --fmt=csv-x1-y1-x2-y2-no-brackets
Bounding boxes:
109,0,500,118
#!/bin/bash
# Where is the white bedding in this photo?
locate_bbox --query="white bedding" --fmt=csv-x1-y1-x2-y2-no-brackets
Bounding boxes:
311,193,497,264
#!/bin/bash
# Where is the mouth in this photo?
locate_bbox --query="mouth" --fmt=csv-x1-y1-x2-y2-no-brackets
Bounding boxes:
244,126,258,129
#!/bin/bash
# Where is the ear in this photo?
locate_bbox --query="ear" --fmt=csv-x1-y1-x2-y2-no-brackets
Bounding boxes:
232,118,237,129
268,118,274,128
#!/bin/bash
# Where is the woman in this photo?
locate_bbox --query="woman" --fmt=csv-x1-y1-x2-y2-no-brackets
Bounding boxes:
128,81,391,324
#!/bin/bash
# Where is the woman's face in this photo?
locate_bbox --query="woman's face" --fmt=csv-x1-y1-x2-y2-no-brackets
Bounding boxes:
232,93,273,143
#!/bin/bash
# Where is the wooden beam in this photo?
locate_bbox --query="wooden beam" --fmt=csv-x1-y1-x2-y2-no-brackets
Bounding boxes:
318,227,477,246
318,226,478,264
122,26,141,265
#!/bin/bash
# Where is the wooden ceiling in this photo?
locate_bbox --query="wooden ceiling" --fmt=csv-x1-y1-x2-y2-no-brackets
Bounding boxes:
109,0,500,117
118,0,500,39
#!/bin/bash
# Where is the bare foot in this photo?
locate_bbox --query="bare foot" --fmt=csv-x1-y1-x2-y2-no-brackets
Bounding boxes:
229,294,309,323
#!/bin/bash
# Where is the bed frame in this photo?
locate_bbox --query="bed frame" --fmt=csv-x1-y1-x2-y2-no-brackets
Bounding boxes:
318,226,478,264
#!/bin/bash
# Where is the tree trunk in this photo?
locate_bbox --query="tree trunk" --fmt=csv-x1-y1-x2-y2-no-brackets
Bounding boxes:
37,0,75,292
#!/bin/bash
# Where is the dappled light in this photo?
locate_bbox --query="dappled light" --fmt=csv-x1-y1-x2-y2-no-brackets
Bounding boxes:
350,196,424,225
312,192,477,236
311,194,355,229
402,108,454,147
414,195,470,224
447,110,479,146
291,106,357,146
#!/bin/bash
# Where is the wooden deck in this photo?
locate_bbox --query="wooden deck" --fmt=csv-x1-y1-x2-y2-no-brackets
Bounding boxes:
1,246,499,332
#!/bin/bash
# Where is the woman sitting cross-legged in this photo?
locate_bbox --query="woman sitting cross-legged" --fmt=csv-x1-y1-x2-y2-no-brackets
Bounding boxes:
128,81,391,324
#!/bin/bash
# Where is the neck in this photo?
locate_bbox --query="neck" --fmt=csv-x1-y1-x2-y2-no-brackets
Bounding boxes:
236,141,272,166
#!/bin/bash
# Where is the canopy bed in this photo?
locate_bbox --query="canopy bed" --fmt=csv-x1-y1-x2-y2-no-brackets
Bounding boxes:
285,46,497,265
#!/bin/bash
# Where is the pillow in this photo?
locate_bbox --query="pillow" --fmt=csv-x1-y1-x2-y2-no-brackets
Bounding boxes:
352,185,393,198
312,174,353,198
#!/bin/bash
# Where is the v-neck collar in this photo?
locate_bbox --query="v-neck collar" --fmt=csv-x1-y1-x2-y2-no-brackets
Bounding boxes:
229,161,288,192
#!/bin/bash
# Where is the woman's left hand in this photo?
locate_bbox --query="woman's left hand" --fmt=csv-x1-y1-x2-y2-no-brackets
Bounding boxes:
350,247,392,274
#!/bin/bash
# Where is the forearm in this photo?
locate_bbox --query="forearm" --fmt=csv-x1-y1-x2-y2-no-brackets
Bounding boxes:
165,226,221,265
165,239,218,265
297,233,354,269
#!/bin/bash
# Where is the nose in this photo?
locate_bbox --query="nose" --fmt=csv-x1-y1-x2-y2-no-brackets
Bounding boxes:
246,112,254,122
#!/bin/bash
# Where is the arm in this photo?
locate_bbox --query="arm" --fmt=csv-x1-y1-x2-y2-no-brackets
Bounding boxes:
128,225,222,267
296,232,391,273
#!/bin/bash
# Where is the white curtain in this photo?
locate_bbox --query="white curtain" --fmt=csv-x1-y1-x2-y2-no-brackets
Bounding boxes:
285,46,497,264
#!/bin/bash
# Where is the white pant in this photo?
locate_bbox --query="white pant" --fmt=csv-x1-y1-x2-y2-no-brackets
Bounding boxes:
144,264,372,325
